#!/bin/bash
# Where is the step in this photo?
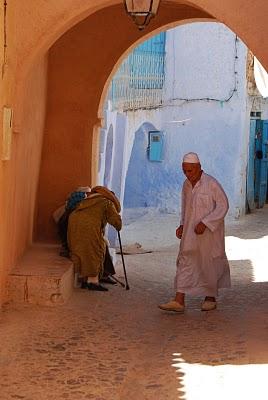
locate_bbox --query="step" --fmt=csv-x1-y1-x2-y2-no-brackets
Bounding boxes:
7,244,74,306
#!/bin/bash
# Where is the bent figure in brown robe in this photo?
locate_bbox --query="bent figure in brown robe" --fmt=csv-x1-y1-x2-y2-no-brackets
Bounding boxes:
68,187,122,291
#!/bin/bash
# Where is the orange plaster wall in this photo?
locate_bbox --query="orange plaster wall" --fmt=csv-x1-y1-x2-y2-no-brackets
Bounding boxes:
35,28,95,241
0,56,48,303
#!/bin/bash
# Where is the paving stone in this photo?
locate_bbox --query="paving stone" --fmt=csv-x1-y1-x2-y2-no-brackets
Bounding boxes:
1,209,268,399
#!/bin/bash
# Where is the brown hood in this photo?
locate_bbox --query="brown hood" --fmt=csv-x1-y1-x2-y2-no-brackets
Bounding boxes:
89,186,121,213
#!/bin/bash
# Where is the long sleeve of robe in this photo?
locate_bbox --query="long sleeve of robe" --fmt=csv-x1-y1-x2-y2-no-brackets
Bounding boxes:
175,173,231,297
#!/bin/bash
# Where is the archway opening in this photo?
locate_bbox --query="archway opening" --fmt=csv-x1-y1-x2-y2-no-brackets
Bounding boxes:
100,21,268,228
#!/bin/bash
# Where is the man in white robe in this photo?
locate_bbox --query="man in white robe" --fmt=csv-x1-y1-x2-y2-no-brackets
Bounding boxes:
159,152,231,312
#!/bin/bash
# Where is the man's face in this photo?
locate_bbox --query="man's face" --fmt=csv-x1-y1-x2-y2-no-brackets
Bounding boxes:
182,162,201,183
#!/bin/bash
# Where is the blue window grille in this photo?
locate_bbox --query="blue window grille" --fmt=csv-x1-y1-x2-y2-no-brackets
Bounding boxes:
109,32,166,111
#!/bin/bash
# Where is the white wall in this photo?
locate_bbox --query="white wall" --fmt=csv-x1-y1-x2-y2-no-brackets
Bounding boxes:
101,22,254,221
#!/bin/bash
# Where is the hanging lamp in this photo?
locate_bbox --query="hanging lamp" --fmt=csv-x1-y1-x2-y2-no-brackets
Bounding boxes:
124,0,160,30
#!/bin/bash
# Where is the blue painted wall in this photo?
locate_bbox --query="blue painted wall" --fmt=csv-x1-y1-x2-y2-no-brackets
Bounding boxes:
103,125,113,187
124,122,180,211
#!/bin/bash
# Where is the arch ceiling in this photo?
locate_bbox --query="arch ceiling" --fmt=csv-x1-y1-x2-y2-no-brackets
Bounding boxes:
15,0,268,78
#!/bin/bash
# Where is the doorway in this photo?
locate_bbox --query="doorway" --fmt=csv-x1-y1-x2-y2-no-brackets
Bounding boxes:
247,117,268,210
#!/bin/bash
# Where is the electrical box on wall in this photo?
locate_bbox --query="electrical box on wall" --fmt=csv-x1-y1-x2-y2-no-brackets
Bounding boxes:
148,131,164,162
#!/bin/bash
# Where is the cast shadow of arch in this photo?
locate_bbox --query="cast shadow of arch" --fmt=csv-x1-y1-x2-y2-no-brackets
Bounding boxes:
226,206,268,239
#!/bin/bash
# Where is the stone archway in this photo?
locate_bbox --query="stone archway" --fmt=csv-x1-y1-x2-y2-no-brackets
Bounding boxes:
34,3,213,241
1,0,268,303
11,1,268,244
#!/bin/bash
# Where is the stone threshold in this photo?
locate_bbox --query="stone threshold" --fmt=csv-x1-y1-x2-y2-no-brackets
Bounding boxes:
6,243,74,306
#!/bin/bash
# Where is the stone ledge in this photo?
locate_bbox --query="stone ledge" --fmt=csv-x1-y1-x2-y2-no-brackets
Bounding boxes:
7,244,74,306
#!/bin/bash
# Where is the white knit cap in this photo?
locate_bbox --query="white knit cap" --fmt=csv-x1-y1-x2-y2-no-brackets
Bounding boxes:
183,152,200,164
76,186,91,193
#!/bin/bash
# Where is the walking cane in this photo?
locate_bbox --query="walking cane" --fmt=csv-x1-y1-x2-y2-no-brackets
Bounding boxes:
110,274,125,288
117,230,130,290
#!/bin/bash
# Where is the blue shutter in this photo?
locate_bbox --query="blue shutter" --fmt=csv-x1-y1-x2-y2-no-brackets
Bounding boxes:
130,32,166,89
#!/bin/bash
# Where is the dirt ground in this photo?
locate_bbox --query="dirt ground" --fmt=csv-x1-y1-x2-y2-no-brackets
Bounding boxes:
1,207,268,400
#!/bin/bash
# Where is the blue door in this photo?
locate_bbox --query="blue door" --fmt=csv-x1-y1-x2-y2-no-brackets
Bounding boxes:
148,131,164,161
246,119,256,210
255,120,268,208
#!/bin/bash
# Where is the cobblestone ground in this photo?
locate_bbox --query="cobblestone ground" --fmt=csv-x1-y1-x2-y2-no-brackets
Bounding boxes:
1,208,268,400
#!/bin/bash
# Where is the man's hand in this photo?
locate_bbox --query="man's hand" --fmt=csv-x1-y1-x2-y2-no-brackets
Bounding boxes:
194,222,207,235
176,225,184,239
